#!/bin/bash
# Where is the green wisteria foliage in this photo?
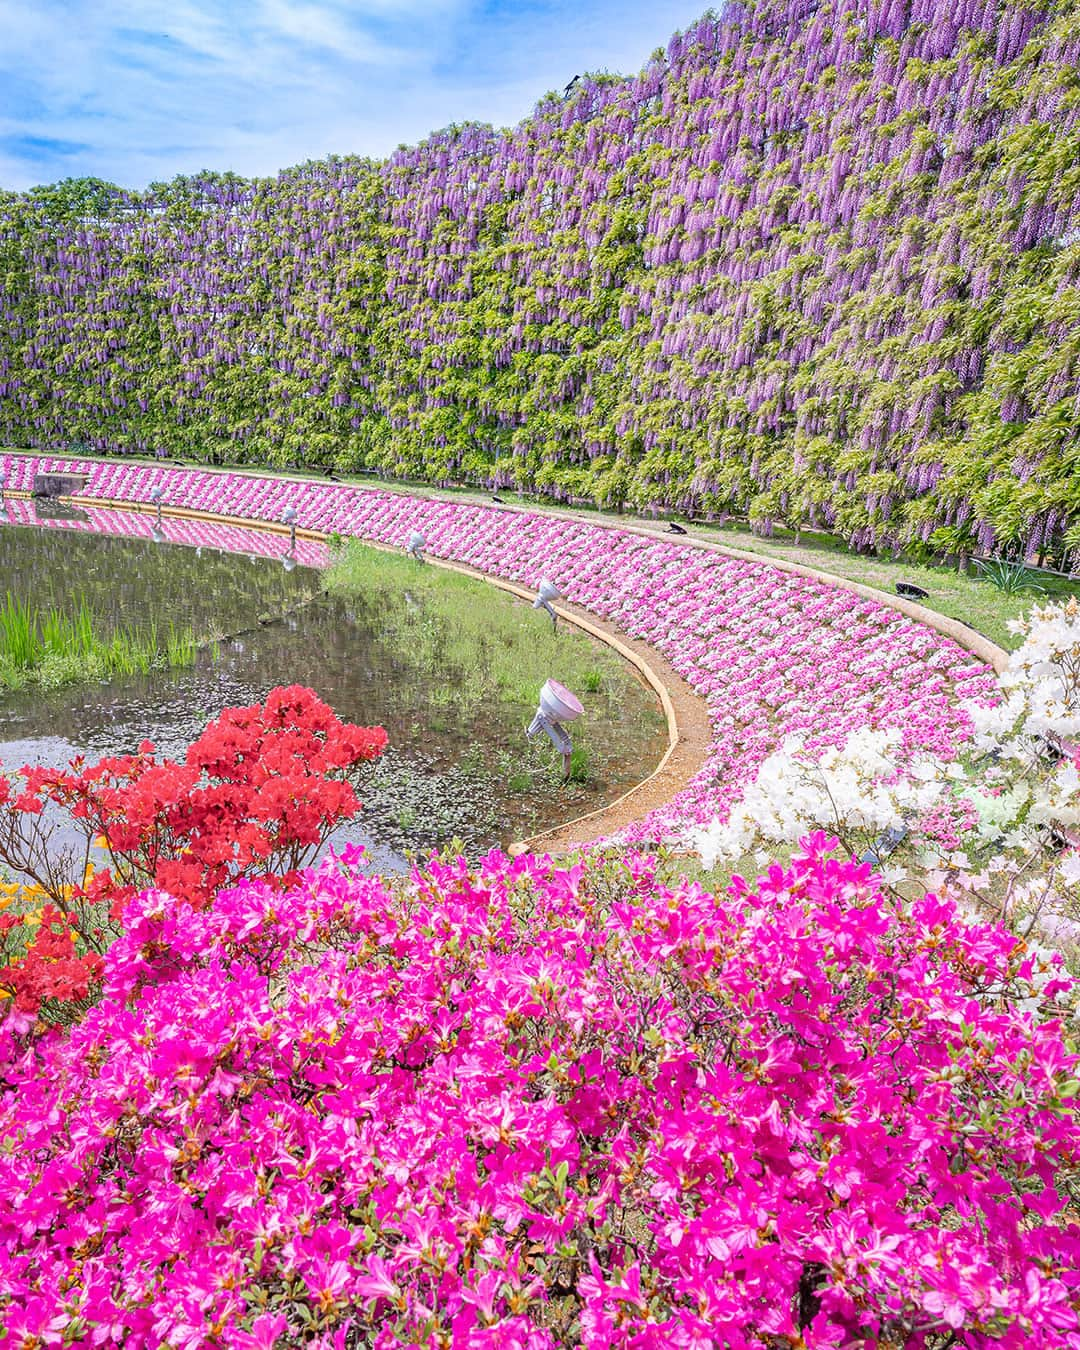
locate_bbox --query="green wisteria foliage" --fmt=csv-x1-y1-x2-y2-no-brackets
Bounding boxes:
0,0,1078,556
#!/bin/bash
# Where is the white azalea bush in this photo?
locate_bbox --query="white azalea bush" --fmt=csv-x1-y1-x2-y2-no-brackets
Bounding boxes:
693,726,949,868
695,597,1080,953
965,598,1080,836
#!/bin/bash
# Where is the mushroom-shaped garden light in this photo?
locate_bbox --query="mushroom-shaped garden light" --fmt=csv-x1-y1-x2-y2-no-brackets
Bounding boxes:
526,679,582,778
534,578,561,631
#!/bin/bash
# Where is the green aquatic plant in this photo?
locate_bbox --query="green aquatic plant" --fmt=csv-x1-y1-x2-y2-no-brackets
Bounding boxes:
0,590,202,689
0,594,39,668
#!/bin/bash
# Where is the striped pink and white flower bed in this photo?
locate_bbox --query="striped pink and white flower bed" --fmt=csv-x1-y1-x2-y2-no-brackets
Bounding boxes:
2,454,999,843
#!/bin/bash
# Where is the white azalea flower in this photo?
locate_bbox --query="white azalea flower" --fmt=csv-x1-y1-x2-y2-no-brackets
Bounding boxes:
1058,851,1080,887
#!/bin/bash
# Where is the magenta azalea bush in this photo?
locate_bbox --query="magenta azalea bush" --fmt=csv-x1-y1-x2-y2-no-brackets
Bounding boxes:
1,837,1077,1347
1,3,1078,556
0,455,1000,848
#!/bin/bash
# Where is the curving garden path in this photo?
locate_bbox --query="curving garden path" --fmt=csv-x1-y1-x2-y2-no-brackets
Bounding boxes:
1,453,1002,851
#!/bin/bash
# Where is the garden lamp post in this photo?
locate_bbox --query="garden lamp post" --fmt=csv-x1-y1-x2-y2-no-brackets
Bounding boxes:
150,484,164,527
281,505,298,552
526,679,582,779
860,824,908,868
408,530,426,562
534,578,561,631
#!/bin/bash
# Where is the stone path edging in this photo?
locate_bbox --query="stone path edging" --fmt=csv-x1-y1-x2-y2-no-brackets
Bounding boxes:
185,458,1012,673
438,502,1011,676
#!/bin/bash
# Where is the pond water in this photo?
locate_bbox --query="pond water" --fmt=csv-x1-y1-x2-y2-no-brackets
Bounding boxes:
0,515,667,868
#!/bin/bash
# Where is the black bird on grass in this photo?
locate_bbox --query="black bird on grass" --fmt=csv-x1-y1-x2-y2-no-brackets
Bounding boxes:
896,580,929,599
666,521,688,535
492,494,505,503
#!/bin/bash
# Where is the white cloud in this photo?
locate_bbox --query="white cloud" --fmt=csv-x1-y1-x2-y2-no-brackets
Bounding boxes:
256,0,403,63
0,0,709,190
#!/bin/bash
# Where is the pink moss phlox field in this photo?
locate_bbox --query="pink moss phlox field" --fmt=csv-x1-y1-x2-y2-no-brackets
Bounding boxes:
0,455,999,843
0,838,1076,1346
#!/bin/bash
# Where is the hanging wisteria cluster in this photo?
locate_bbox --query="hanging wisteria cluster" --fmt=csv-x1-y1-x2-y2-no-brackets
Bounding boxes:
0,0,1078,556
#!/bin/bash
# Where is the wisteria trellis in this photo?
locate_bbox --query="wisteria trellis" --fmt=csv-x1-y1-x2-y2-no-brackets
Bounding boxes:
0,452,999,845
0,1,1078,556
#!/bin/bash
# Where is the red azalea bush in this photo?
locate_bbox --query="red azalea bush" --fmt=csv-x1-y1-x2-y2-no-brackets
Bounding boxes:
0,902,104,1016
0,837,1077,1347
0,685,387,1018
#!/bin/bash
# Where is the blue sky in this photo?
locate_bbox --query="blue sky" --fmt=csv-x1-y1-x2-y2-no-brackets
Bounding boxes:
0,0,710,192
